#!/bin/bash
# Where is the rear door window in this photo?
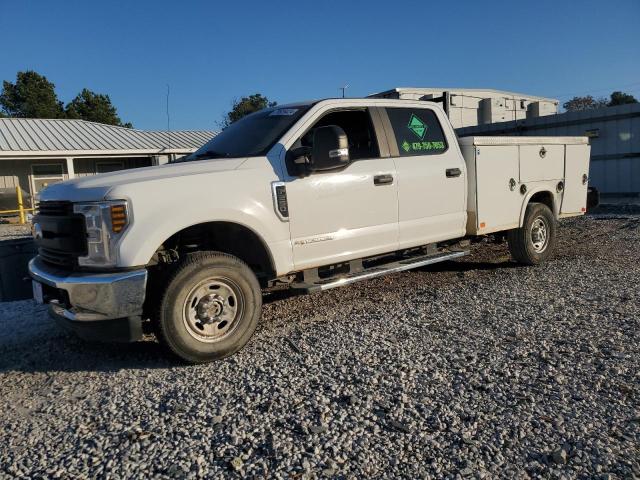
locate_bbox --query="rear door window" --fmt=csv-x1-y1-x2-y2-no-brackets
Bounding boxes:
385,108,447,156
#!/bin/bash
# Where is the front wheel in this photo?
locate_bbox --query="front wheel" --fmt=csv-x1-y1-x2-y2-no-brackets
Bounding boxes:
156,251,262,363
507,202,556,265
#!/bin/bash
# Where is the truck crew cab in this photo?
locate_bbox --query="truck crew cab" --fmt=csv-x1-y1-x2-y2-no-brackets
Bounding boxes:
29,98,591,363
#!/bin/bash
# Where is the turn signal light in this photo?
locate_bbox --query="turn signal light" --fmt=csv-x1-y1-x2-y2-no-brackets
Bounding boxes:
110,205,127,233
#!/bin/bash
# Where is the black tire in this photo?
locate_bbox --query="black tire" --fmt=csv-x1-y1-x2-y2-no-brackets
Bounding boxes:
156,251,262,363
507,202,556,265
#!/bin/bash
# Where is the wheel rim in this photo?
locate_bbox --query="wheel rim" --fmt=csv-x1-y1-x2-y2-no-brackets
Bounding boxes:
182,277,245,343
530,217,549,253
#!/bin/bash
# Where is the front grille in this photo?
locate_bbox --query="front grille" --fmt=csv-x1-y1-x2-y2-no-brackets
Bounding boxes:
39,247,78,268
37,201,74,216
35,201,87,270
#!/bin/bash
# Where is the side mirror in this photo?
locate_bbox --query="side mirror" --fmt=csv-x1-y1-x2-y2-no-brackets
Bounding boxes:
309,125,350,172
287,146,311,165
285,146,311,176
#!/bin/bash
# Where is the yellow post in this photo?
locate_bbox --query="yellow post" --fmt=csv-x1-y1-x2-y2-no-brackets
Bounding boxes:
16,186,25,224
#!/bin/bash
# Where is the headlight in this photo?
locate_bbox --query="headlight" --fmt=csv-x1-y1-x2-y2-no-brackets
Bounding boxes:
73,200,130,267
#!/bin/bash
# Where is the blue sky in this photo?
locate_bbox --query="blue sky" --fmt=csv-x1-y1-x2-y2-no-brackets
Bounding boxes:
2,0,639,131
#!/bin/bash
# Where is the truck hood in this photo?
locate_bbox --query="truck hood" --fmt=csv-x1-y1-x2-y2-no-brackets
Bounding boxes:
39,158,248,202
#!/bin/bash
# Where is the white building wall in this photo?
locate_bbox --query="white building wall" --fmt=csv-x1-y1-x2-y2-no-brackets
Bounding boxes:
368,88,559,129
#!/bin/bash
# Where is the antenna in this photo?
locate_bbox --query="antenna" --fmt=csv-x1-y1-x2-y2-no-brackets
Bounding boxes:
166,84,171,151
339,84,349,98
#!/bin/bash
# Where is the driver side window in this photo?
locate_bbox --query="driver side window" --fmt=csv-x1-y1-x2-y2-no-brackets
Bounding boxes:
296,109,380,161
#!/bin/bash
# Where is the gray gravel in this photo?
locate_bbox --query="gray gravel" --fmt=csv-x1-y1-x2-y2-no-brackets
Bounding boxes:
1,215,639,479
0,224,31,240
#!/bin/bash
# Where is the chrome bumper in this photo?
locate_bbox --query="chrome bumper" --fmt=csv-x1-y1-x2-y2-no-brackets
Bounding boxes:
28,257,147,322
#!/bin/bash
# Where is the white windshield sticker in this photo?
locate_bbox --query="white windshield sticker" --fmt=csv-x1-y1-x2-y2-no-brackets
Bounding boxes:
269,108,298,116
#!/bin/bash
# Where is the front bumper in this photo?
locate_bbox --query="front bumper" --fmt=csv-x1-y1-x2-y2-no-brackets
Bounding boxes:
48,303,144,342
28,256,147,322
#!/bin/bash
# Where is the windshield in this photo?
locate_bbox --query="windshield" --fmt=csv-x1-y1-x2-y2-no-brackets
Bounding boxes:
182,105,312,161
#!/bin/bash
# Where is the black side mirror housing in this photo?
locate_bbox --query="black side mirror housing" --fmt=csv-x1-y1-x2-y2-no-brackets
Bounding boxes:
285,146,312,176
309,125,350,172
287,146,311,165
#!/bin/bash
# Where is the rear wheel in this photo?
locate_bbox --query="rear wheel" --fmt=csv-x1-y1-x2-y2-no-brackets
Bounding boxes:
508,202,556,265
156,251,262,363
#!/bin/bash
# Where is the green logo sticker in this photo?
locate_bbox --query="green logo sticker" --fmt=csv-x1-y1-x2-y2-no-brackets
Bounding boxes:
408,114,427,140
400,139,446,153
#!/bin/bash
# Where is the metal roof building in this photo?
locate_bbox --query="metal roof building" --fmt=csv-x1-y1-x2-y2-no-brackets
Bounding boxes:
0,118,216,205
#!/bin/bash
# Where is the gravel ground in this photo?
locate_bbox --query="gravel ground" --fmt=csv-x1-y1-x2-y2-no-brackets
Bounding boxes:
0,224,31,240
0,215,638,479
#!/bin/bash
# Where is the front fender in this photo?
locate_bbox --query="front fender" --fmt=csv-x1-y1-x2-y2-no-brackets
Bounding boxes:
109,169,293,275
119,209,289,268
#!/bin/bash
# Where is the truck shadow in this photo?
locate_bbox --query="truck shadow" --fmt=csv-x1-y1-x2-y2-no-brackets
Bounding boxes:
0,334,180,374
1,259,521,374
415,258,521,273
262,258,521,306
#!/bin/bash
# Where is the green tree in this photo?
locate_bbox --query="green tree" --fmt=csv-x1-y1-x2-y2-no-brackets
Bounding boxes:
0,70,64,118
563,95,608,112
65,88,132,127
221,93,276,128
608,91,638,106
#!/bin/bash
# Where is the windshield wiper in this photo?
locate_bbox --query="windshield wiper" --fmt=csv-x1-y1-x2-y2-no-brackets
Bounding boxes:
174,151,231,163
192,150,231,160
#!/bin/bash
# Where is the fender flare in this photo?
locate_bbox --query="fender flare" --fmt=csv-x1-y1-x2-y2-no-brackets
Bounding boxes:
517,188,558,227
118,210,282,271
153,219,277,271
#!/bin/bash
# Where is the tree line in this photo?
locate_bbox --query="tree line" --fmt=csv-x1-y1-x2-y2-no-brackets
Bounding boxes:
225,91,640,123
563,91,637,112
0,70,276,130
0,70,132,127
2,70,636,127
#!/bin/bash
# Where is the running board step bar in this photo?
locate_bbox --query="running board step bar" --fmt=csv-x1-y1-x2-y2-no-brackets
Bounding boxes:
292,250,469,293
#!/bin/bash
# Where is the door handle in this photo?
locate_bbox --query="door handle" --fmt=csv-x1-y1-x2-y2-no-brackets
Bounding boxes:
446,168,461,178
374,174,394,186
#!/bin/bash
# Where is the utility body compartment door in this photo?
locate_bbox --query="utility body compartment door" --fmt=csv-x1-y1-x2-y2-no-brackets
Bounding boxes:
561,144,590,214
520,144,564,182
473,145,522,233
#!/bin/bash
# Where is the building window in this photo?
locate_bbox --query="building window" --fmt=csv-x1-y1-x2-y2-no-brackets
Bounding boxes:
31,163,64,194
96,161,124,173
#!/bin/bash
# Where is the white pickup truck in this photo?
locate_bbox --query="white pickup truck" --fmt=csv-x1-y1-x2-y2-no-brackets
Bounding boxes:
29,98,591,363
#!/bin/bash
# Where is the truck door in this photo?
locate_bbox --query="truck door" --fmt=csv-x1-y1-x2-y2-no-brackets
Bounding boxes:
381,106,466,248
284,108,398,271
